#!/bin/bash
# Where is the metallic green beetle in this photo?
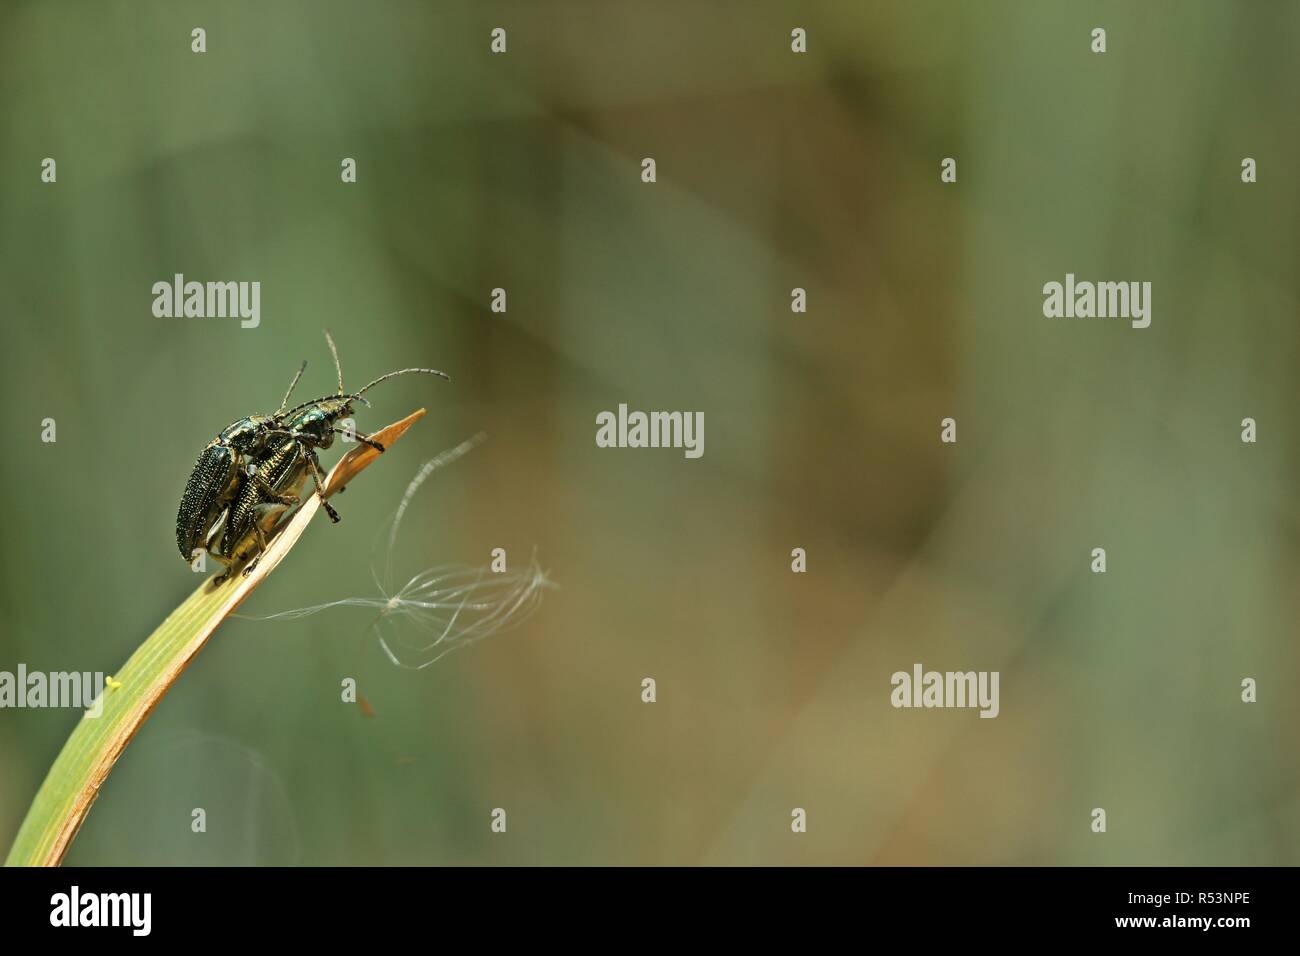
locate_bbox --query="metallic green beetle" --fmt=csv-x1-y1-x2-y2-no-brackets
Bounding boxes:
208,434,311,574
175,358,312,564
185,332,449,575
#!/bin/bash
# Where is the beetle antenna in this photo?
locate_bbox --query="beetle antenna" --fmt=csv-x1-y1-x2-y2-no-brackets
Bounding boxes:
277,360,308,414
352,367,451,399
276,358,443,420
278,392,371,419
324,329,344,395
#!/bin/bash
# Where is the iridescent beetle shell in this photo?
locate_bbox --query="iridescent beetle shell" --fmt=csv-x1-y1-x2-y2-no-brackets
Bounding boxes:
175,415,278,561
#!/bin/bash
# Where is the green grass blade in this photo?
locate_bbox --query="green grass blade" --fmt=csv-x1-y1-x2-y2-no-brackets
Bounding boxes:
4,409,426,866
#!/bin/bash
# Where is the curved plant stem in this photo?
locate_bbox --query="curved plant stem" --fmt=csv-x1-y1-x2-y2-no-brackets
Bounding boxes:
4,408,427,867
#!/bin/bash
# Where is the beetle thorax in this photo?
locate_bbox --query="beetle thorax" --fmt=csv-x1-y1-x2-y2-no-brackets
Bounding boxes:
287,399,352,447
219,415,274,446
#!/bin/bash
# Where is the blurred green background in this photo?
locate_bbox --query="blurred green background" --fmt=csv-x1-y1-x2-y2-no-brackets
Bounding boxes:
1,0,1297,865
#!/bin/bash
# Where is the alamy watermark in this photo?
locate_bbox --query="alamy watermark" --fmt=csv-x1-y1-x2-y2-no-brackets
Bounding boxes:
1042,273,1151,328
0,664,105,717
50,886,151,936
152,273,260,328
595,404,704,459
890,663,1000,718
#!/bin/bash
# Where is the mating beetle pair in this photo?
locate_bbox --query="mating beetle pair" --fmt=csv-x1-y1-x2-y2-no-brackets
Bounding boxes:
176,331,448,577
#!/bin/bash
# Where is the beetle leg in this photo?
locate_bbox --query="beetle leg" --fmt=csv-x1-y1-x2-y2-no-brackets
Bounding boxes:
249,468,299,506
241,521,272,576
211,549,238,585
334,427,385,453
305,450,341,523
